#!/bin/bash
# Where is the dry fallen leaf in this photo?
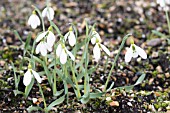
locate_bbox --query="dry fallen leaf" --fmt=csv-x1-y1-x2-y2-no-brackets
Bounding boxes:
109,101,119,106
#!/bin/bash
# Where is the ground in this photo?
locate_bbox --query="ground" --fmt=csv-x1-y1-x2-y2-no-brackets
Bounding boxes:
0,0,170,113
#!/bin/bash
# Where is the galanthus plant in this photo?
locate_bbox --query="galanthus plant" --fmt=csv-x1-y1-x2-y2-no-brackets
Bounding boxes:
12,2,148,113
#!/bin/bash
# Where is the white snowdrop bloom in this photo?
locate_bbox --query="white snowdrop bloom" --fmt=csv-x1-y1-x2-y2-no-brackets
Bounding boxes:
157,0,170,7
125,44,147,62
36,30,55,47
23,68,42,86
93,43,110,61
36,41,52,56
28,11,40,29
64,30,76,47
35,29,55,56
91,30,110,61
56,44,75,64
42,7,54,21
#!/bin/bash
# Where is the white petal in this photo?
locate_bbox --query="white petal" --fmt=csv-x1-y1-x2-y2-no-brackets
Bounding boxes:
44,42,52,52
42,7,47,17
100,44,110,56
35,42,41,54
36,31,47,42
132,51,138,58
40,42,47,56
91,37,96,45
60,49,67,64
66,49,75,61
64,32,69,41
42,7,54,21
135,45,147,59
32,70,42,83
166,0,170,4
125,46,133,62
47,7,54,21
93,44,101,61
68,31,76,46
93,31,101,42
47,31,55,47
23,70,33,86
56,44,62,57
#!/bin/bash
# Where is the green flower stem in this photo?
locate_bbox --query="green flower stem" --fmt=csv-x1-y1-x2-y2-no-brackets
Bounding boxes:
38,83,47,111
104,34,132,92
69,61,81,99
53,70,57,95
32,5,45,32
165,10,170,34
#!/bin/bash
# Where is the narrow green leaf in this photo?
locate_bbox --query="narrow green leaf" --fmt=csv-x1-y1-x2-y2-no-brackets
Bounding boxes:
106,82,114,92
47,95,65,110
53,89,64,97
134,74,146,85
90,92,104,99
13,90,24,96
11,62,19,90
118,85,134,92
152,30,166,37
24,78,34,98
24,34,32,55
27,106,43,112
13,30,24,44
80,92,90,104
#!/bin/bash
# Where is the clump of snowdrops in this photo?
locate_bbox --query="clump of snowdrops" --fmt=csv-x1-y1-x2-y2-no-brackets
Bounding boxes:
12,2,148,113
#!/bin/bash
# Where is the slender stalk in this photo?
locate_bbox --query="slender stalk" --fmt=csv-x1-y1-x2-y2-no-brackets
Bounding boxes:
53,70,57,95
69,61,81,98
38,83,47,112
104,34,132,92
165,10,170,34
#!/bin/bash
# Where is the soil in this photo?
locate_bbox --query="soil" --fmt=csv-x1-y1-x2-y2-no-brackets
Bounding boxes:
0,0,170,113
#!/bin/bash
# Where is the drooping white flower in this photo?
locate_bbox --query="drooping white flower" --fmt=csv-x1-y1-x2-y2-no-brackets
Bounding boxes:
91,30,110,61
28,11,40,29
125,44,147,62
56,44,75,64
23,68,42,86
157,0,170,7
64,30,76,47
36,41,52,56
35,28,55,56
42,7,54,21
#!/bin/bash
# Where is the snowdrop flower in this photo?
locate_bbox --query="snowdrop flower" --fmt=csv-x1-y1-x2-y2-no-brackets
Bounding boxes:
125,44,147,62
23,64,42,86
56,43,75,64
42,6,54,21
36,41,52,56
157,0,170,7
35,26,55,56
91,30,110,61
28,10,40,29
64,27,76,46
